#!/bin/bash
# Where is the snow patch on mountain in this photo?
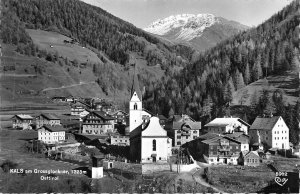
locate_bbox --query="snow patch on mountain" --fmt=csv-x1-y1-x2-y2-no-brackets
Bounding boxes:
144,14,218,41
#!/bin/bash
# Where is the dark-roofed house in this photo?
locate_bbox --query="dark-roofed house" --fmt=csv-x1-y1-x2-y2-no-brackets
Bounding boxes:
36,113,61,128
38,125,66,144
158,115,167,126
165,121,201,147
107,110,128,125
226,132,250,152
185,133,241,165
71,101,91,116
249,116,289,150
82,111,115,135
165,114,201,147
205,117,250,135
11,114,34,130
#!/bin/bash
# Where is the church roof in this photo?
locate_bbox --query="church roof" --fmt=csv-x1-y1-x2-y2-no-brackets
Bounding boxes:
131,70,142,101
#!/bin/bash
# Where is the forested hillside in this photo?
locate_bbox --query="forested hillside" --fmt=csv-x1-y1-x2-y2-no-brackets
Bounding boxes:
143,0,300,144
1,0,193,105
2,0,190,68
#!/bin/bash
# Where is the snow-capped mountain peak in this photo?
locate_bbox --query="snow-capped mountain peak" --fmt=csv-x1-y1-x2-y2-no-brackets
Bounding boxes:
144,14,218,41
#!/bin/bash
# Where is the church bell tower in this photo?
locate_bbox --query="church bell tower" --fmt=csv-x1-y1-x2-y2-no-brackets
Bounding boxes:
129,66,143,133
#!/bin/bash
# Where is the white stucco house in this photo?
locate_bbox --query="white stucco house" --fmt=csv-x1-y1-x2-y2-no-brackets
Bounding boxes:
38,125,66,144
249,116,289,150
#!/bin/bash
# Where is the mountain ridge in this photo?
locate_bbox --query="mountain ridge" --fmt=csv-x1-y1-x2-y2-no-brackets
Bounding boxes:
144,13,249,51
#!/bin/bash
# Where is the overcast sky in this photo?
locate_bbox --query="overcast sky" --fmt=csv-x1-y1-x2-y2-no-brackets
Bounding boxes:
81,0,293,28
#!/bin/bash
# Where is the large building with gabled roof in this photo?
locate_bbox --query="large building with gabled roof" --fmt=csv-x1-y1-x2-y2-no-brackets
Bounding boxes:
249,116,289,150
36,113,61,128
185,133,242,165
11,114,34,130
82,111,115,135
38,125,66,144
205,117,250,135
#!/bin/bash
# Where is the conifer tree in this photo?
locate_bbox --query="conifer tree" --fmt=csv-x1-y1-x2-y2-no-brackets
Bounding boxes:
244,63,250,85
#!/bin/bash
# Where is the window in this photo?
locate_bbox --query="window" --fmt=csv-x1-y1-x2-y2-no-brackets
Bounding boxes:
186,136,188,139
134,103,137,110
266,137,268,140
177,142,181,145
266,131,268,134
193,130,197,134
159,157,161,160
153,139,156,151
177,136,181,139
210,159,214,162
193,136,197,139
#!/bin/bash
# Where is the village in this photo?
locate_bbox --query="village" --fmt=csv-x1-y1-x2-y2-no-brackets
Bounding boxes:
5,72,300,178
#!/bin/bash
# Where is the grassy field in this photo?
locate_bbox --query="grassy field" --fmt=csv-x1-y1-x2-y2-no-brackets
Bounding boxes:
26,29,101,64
232,71,299,106
207,164,275,193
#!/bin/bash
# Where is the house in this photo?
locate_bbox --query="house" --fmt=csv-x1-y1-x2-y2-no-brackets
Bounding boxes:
129,72,172,163
36,113,61,128
51,96,66,102
165,121,201,147
66,96,75,103
186,133,242,165
71,102,86,116
249,116,289,150
108,110,128,125
243,151,260,167
11,114,33,130
158,115,167,126
226,132,250,152
38,125,66,144
110,133,130,146
82,111,115,135
205,117,250,135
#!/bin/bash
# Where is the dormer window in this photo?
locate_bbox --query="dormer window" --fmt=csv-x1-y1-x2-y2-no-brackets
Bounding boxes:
134,103,137,110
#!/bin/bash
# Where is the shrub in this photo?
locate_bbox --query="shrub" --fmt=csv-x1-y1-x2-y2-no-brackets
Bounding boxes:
0,160,18,173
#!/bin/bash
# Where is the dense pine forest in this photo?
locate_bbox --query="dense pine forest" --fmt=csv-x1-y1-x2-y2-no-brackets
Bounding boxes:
143,0,300,144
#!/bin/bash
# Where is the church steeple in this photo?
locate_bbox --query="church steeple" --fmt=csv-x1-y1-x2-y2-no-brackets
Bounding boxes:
131,63,142,101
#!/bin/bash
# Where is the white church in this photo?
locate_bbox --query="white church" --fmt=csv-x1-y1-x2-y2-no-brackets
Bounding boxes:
129,73,172,163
